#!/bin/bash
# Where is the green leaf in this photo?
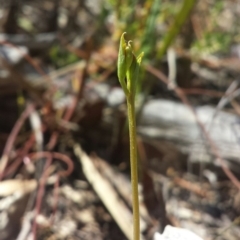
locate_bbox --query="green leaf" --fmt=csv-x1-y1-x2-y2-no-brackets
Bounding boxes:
117,32,128,94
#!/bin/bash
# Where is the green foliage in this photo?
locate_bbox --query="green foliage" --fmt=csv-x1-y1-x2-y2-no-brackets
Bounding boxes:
105,0,196,61
49,45,79,68
192,32,232,55
18,17,35,32
141,0,162,58
157,0,196,59
191,0,233,56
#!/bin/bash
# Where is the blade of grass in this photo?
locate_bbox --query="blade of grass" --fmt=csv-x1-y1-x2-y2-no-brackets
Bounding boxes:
157,0,196,59
141,0,161,58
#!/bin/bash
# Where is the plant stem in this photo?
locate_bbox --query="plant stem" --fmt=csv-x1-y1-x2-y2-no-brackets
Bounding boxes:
127,95,140,240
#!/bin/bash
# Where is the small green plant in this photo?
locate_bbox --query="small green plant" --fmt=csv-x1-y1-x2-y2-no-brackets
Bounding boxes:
117,32,143,240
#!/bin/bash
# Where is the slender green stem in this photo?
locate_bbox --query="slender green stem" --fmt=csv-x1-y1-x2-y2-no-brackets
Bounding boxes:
127,95,140,240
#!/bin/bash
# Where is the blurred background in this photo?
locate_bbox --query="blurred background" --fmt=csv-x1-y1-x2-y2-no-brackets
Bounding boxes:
1,0,240,239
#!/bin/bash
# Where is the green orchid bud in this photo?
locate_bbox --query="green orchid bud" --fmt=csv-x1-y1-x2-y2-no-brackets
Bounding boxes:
117,32,129,94
117,32,144,98
127,52,144,97
125,41,133,70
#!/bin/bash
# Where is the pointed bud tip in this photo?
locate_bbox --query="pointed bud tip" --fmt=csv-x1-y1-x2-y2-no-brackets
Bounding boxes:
121,32,127,41
137,52,144,64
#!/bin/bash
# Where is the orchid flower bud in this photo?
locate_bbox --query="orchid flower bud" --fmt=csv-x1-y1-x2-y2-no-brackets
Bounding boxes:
117,32,129,94
117,32,144,98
